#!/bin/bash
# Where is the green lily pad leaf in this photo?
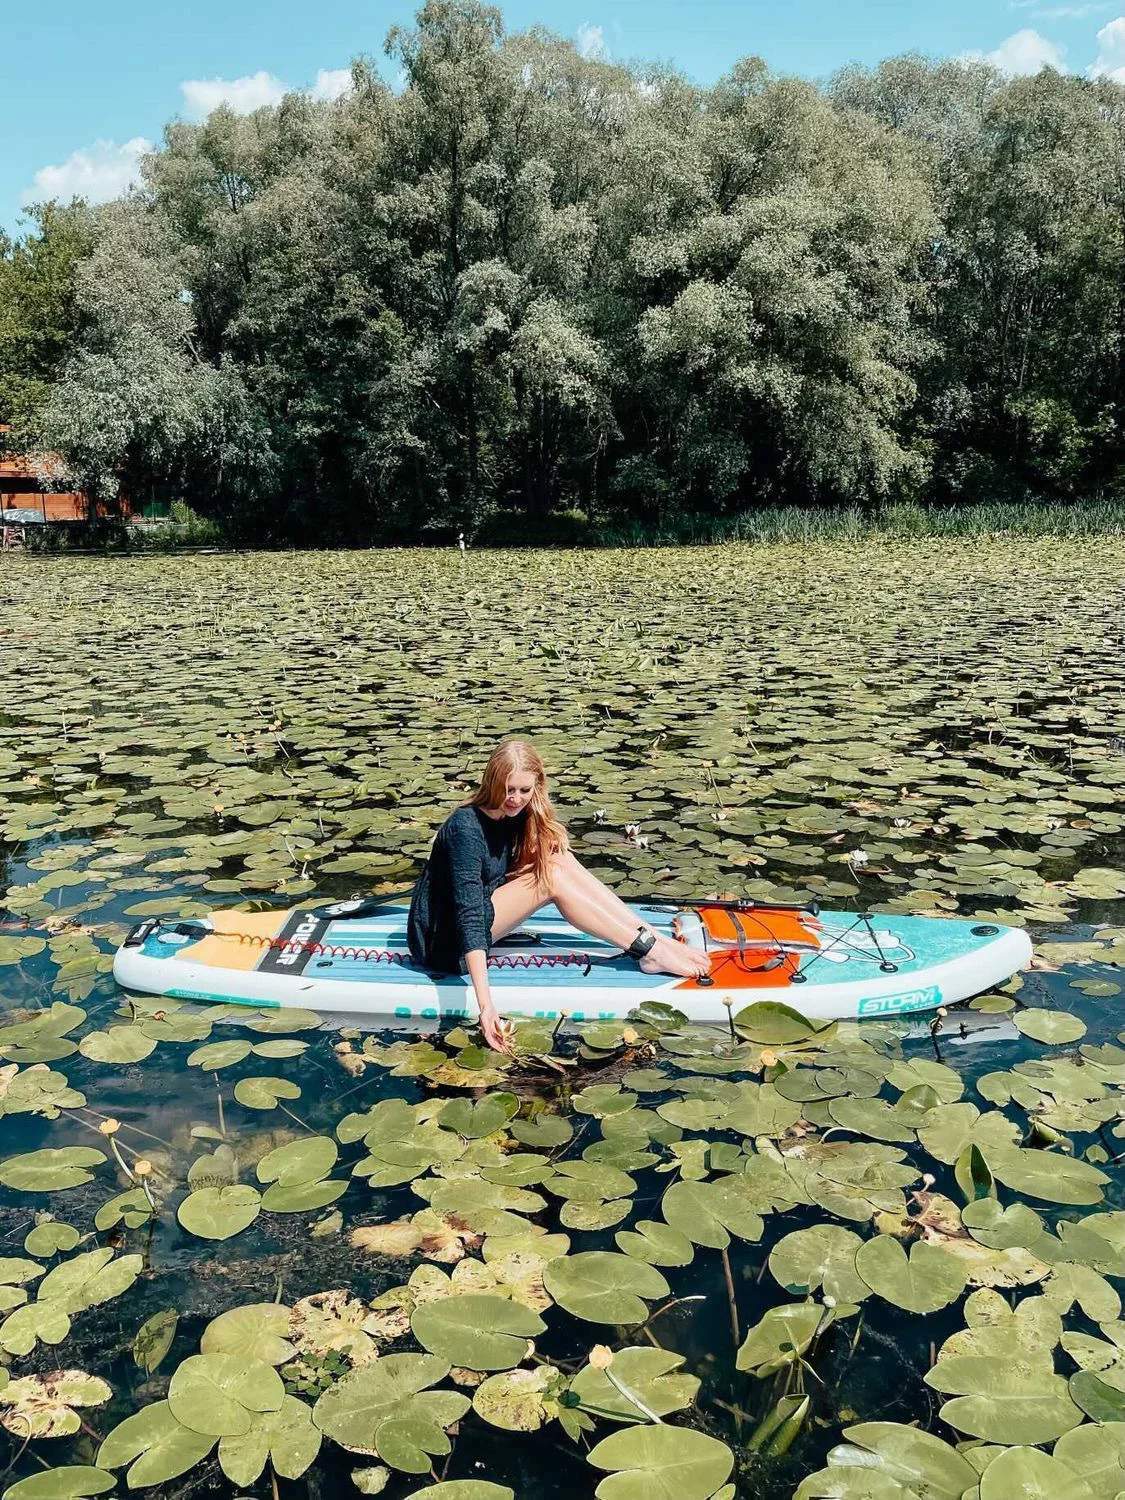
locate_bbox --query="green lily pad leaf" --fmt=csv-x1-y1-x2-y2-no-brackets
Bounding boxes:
262,1178,347,1213
793,1420,978,1500
243,1008,321,1034
471,1365,561,1431
0,1300,72,1357
177,1184,262,1240
1070,1370,1125,1423
1052,1419,1125,1495
78,1027,157,1064
1045,1263,1121,1323
732,1002,835,1046
660,1178,764,1250
510,1115,572,1148
0,1258,44,1286
614,1220,695,1267
571,1347,699,1423
132,1310,178,1375
886,1059,963,1103
438,1093,519,1138
769,1226,871,1303
1015,1011,1088,1045
0,936,47,965
351,1468,391,1495
233,1076,301,1109
94,1188,153,1232
961,1199,1051,1252
559,1198,631,1231
970,993,1016,1013
402,1486,513,1499
978,1444,1093,1500
410,1294,544,1369
312,1353,469,1468
587,1423,734,1500
736,1303,825,1376
720,1082,803,1138
855,1236,967,1313
167,1352,284,1437
544,1160,636,1203
187,1040,252,1070
252,1038,309,1058
572,1084,638,1118
137,1011,212,1044
39,1248,143,1312
2,1467,116,1498
544,1253,669,1325
23,1222,79,1257
256,1136,337,1186
989,1148,1109,1206
0,1148,105,1192
217,1394,321,1485
201,1303,294,1365
96,1400,216,1487
827,1096,919,1144
926,1357,1084,1443
655,1098,725,1131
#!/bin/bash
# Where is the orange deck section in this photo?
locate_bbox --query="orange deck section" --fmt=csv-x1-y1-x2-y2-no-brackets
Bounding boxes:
679,905,823,990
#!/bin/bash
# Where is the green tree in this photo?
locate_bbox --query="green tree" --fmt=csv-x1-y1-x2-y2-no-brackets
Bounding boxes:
0,201,94,430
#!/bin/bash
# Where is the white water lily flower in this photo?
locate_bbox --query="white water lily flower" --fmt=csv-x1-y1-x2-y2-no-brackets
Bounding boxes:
847,849,869,867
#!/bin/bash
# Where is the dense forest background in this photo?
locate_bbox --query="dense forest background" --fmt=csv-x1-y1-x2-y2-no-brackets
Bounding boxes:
3,0,1125,543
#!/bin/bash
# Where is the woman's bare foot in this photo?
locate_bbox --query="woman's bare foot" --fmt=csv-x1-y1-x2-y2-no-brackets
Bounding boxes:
639,933,711,979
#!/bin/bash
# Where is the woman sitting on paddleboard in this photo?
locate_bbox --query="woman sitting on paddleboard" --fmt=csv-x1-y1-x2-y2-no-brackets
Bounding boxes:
407,739,710,1053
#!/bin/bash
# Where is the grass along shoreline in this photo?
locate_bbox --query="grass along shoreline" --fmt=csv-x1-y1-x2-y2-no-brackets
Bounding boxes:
12,496,1125,555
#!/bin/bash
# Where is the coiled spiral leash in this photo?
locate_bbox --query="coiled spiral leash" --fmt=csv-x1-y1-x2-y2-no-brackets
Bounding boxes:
217,927,597,974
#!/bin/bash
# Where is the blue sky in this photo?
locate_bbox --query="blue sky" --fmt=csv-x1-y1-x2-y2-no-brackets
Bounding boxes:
4,0,1125,238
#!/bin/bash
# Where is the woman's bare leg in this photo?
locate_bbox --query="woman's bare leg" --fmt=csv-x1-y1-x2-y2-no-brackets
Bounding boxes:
551,851,710,968
490,859,709,980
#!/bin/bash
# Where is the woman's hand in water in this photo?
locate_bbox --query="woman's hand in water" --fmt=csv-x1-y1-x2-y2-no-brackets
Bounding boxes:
479,1002,515,1055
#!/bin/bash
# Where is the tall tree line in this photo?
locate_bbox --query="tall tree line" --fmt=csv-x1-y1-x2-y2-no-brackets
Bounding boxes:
3,0,1125,540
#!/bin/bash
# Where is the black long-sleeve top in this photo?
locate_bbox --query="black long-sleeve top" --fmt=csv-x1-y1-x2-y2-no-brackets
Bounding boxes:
407,804,527,973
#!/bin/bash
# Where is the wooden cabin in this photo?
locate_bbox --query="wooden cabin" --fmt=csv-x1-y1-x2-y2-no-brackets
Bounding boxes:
0,425,138,544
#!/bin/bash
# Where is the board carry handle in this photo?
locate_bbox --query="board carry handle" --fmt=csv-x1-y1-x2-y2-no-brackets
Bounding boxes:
640,897,821,918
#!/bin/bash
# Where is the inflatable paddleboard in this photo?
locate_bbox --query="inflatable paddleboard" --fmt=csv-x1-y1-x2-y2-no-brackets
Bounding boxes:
113,899,1032,1025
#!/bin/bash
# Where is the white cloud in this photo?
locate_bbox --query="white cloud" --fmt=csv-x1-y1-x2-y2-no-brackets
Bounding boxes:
963,27,1066,73
1090,15,1125,77
576,23,608,59
310,67,353,101
21,136,153,207
180,70,287,118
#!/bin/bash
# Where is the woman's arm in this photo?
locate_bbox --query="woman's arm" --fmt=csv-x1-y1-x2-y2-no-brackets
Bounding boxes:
463,948,512,1053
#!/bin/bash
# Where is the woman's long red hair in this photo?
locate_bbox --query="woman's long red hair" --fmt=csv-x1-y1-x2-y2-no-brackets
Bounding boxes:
467,740,569,892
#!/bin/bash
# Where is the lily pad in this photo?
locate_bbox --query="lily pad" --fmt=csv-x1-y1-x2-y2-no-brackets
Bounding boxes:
3,1468,116,1498
543,1253,669,1324
97,1400,217,1487
312,1353,470,1470
0,1148,105,1192
216,1394,321,1485
167,1352,284,1437
769,1225,871,1303
1015,1011,1088,1045
410,1294,545,1369
977,1444,1093,1500
177,1184,262,1240
571,1347,699,1423
586,1424,734,1500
